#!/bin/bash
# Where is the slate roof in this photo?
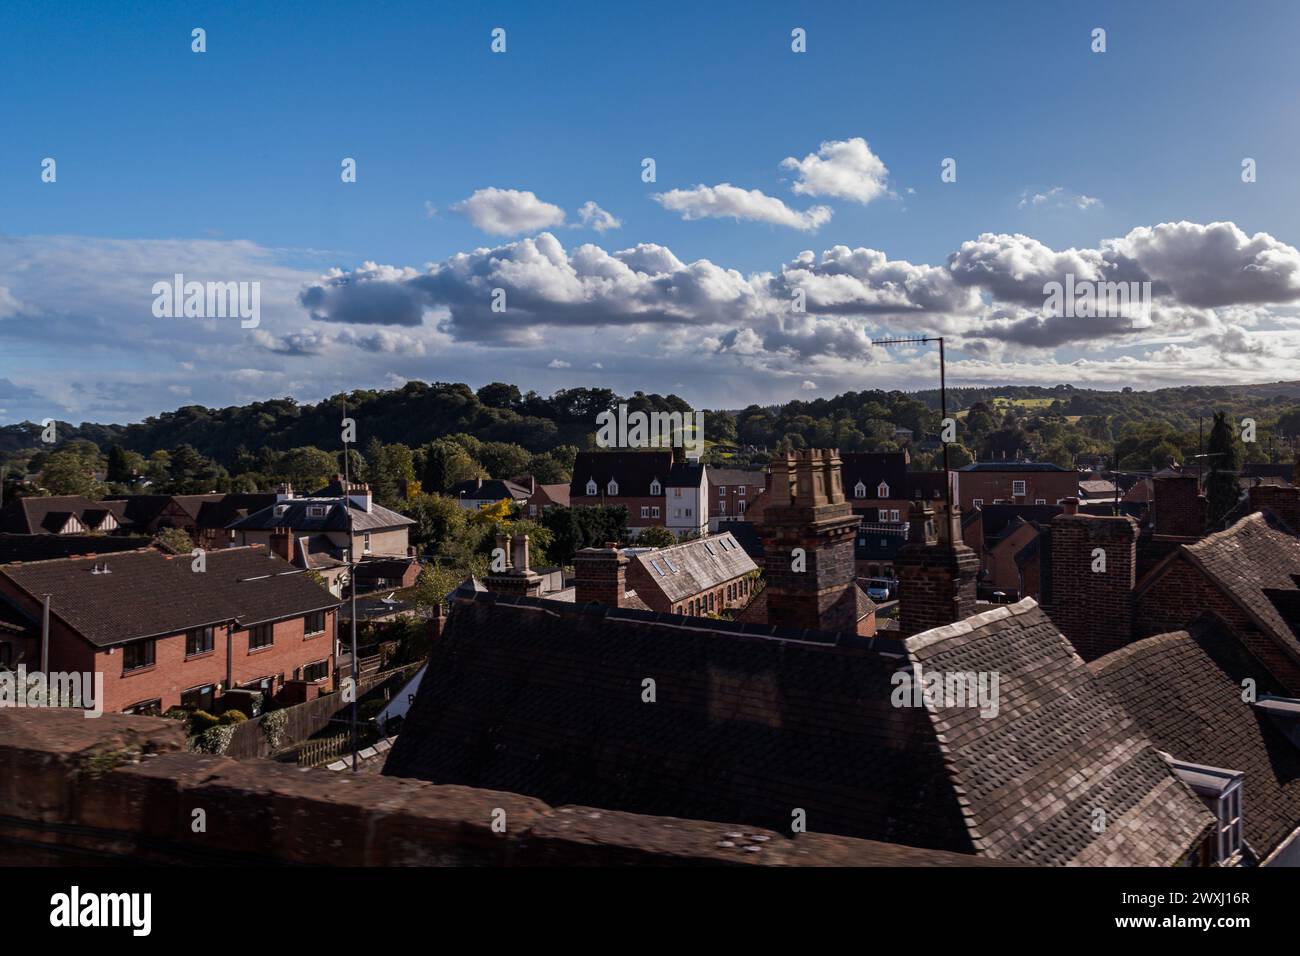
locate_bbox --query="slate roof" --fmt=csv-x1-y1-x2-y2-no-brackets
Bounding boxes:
192,494,278,529
384,593,1211,865
228,497,414,533
706,467,765,487
855,526,907,562
842,452,907,497
107,494,222,528
958,461,1073,473
0,546,341,648
629,533,757,603
665,461,705,489
447,478,532,501
570,451,674,498
0,533,150,564
1150,512,1300,663
0,496,131,535
1091,620,1300,862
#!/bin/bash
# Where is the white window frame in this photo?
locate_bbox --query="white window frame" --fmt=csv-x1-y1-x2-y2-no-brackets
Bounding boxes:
650,479,661,496
877,481,890,498
854,481,867,499
607,479,619,496
641,506,650,518
586,479,597,496
972,498,984,508
1012,480,1027,496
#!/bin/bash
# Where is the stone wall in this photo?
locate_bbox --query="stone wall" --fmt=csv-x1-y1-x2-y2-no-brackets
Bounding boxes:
0,709,1001,867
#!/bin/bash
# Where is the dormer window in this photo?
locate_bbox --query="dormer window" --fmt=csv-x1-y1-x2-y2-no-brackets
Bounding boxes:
650,479,661,496
586,479,597,496
854,481,867,499
607,479,619,496
307,506,326,518
877,481,890,498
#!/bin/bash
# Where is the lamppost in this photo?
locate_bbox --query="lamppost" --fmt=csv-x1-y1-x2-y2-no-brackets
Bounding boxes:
341,399,359,774
871,335,953,517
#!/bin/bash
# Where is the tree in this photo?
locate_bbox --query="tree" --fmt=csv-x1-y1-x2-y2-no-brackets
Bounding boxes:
278,446,337,491
476,382,522,410
153,527,194,554
401,493,467,551
1205,412,1241,524
478,441,532,480
420,440,480,494
40,451,99,497
637,525,677,548
106,445,133,483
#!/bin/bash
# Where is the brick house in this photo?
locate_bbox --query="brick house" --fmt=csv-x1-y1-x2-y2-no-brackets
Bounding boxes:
569,451,674,539
0,547,341,714
522,481,569,519
954,461,1078,511
705,466,765,531
624,531,758,616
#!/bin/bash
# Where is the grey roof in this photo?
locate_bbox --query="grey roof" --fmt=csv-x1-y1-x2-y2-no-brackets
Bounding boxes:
629,533,757,603
0,496,131,535
706,467,765,487
448,478,532,501
385,593,1212,865
228,496,414,533
959,461,1073,473
0,546,340,648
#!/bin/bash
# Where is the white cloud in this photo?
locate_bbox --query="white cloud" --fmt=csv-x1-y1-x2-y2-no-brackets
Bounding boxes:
781,137,890,204
800,380,818,390
547,358,571,368
451,187,567,236
1018,186,1102,211
578,201,621,232
654,183,832,231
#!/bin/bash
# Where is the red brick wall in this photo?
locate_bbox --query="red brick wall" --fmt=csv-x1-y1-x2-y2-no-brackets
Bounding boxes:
1044,514,1138,660
1152,476,1207,537
956,471,1077,510
570,495,665,531
1248,485,1300,532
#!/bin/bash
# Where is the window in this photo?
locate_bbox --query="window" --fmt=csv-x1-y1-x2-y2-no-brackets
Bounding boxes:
738,486,746,496
304,610,326,636
123,699,162,716
664,557,680,573
302,660,329,683
180,684,215,712
123,640,155,672
889,510,901,522
719,486,727,497
1035,498,1046,505
1012,480,1027,496
718,502,726,515
586,479,597,496
651,507,660,518
651,559,667,576
641,506,650,518
673,487,682,497
249,624,274,650
607,479,619,495
307,505,326,517
529,504,537,517
972,498,984,508
854,481,867,498
684,508,691,517
1215,784,1244,862
186,627,215,657
738,501,746,515
363,532,371,553
704,542,717,555
650,479,661,495
877,481,890,498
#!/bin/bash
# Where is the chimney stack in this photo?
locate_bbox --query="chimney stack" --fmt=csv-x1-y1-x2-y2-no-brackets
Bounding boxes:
896,500,979,637
574,545,628,607
1248,483,1300,532
1062,496,1079,516
269,528,295,564
485,532,544,598
759,449,860,632
275,483,294,502
1044,510,1139,660
1152,475,1206,538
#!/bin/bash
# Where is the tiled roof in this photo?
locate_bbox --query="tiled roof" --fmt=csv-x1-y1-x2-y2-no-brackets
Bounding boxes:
842,453,907,496
384,593,1211,865
448,478,532,501
958,461,1073,473
705,467,765,487
0,546,340,648
191,494,278,529
570,451,674,498
0,533,149,564
905,601,1214,865
228,497,414,533
1173,513,1300,662
629,533,757,603
664,461,705,488
1091,620,1300,861
0,496,131,535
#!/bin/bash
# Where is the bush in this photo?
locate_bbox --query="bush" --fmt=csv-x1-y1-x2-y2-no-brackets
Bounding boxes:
162,707,190,722
358,698,386,721
218,709,248,725
193,724,236,755
188,710,220,735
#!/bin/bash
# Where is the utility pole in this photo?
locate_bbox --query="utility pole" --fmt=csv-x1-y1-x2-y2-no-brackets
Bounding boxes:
872,336,952,517
342,397,359,774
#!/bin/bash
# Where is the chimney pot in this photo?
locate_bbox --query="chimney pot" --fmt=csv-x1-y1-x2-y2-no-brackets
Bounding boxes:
1063,497,1079,515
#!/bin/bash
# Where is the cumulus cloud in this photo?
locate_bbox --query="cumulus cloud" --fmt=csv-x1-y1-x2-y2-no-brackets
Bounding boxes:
781,137,890,204
578,201,621,232
654,183,832,231
451,187,567,236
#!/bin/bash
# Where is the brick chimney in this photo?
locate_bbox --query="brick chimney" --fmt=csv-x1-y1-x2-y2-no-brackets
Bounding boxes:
574,544,628,607
1152,475,1206,538
759,449,860,632
269,528,295,564
345,481,373,514
485,532,543,598
896,500,979,637
275,482,294,502
1044,501,1140,660
1249,482,1300,532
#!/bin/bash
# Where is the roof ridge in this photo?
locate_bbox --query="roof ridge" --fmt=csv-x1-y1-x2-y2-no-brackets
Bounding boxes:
905,597,1039,652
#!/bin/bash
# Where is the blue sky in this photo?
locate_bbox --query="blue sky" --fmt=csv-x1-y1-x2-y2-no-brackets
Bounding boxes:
3,0,1300,424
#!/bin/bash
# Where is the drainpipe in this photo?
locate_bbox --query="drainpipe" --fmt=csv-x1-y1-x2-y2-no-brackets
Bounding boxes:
226,624,233,691
41,594,50,672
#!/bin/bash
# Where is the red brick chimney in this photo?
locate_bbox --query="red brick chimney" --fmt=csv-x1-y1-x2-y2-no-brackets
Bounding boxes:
574,544,627,607
896,500,979,637
1152,475,1206,538
269,528,295,564
1248,483,1300,532
1044,509,1139,660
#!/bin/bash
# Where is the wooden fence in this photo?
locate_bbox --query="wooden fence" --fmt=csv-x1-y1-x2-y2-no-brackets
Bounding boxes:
222,663,420,759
